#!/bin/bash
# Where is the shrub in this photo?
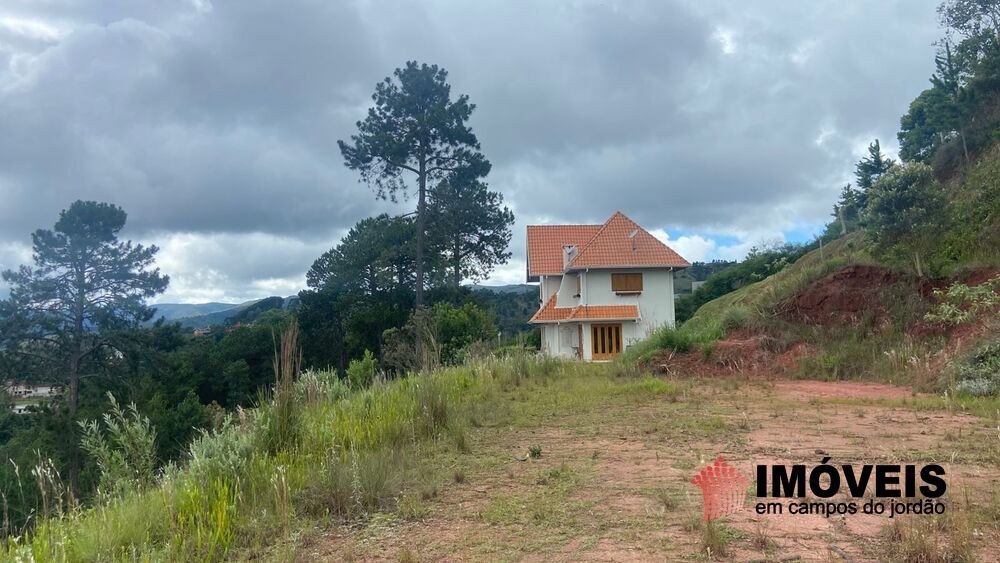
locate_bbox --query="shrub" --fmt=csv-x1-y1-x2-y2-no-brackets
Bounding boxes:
296,369,350,404
79,393,158,498
924,274,1000,325
347,349,379,389
956,340,1000,396
180,414,257,486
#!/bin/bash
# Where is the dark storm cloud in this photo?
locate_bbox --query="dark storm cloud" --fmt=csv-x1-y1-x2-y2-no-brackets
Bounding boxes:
0,0,943,299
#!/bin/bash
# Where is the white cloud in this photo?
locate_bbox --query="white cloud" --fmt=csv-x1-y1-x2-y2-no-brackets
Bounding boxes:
648,229,717,262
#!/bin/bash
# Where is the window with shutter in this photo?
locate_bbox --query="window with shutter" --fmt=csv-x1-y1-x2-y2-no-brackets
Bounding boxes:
611,273,643,294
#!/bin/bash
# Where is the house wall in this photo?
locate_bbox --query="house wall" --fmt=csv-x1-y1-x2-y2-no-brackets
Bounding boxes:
541,324,578,359
579,268,676,357
539,275,561,301
536,268,678,361
556,273,581,308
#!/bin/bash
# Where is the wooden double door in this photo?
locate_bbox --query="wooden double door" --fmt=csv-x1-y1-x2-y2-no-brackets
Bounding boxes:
591,323,623,360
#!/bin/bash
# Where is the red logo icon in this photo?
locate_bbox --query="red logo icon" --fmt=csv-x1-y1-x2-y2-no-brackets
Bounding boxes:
690,457,749,521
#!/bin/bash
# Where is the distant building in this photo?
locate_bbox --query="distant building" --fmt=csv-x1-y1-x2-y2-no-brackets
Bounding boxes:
193,327,212,336
5,382,60,399
4,383,61,415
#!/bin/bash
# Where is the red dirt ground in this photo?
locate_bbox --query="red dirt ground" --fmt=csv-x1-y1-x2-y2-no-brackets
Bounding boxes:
776,265,903,326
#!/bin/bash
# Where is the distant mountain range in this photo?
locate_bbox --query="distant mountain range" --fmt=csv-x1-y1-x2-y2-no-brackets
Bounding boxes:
150,302,241,321
150,284,536,330
150,297,297,329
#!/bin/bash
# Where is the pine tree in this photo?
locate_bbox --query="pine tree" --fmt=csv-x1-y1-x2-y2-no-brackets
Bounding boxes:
338,62,490,307
0,201,168,490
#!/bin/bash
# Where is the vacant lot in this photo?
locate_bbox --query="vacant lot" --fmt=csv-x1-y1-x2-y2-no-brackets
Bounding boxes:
299,370,1000,562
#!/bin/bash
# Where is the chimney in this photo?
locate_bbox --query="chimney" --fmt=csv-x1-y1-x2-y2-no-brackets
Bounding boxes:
562,245,577,269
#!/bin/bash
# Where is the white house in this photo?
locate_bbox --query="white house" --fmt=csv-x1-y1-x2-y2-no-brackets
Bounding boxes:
527,211,690,361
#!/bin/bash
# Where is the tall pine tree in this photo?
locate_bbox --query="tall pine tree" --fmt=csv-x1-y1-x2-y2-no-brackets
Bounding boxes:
338,62,490,307
0,201,168,490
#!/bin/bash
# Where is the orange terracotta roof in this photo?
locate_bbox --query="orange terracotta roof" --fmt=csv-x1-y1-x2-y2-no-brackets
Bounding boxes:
529,293,572,323
567,305,640,321
568,212,690,270
529,296,640,324
526,224,601,279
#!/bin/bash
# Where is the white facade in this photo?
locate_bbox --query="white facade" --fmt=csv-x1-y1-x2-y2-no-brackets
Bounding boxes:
537,267,677,361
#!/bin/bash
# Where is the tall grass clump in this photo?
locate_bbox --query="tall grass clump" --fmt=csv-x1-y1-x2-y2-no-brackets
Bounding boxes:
260,321,303,454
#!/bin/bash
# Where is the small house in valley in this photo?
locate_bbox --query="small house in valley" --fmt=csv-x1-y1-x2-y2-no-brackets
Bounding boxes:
527,211,690,361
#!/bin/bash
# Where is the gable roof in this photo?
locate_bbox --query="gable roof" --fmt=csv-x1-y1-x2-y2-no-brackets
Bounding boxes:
525,212,689,281
568,212,689,270
526,224,601,280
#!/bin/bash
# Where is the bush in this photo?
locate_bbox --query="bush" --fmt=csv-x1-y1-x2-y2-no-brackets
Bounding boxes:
924,275,1000,325
382,303,497,372
79,393,158,498
347,349,379,388
956,340,1000,396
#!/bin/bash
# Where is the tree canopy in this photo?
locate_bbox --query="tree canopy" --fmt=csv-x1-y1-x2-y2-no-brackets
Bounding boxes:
0,200,168,489
428,168,514,287
338,61,490,306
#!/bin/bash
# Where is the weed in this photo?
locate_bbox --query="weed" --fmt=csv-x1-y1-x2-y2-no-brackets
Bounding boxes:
701,520,731,558
881,514,975,563
79,393,158,498
453,470,465,484
652,488,678,511
528,445,542,459
260,321,302,454
397,495,430,521
449,424,470,453
751,520,776,552
397,546,421,562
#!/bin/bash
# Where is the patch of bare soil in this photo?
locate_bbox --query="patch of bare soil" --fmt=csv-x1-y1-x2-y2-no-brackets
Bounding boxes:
303,380,1000,561
776,265,904,326
733,381,1000,562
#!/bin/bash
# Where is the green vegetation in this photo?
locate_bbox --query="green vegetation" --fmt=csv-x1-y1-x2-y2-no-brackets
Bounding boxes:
337,61,497,307
675,244,809,323
1,347,681,560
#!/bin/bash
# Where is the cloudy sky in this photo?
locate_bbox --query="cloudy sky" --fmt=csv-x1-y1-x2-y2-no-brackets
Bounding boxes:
0,0,942,303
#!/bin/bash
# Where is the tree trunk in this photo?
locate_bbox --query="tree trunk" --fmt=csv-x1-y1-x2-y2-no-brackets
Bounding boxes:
67,349,81,495
452,236,461,288
414,156,427,366
67,289,84,496
415,158,426,307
